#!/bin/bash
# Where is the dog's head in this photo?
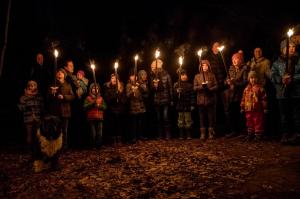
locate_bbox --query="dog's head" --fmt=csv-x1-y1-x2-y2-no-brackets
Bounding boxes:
40,115,61,139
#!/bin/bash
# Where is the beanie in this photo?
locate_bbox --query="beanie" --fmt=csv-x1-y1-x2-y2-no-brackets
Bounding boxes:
248,71,257,80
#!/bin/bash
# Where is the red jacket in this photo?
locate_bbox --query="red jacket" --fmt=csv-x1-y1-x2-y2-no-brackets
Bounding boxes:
84,95,106,120
240,84,267,112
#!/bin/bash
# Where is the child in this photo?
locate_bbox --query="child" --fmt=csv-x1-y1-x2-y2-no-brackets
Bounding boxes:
103,74,127,145
241,71,267,141
18,80,44,152
193,60,218,141
223,52,248,138
48,68,75,149
84,83,106,148
174,69,195,139
76,70,89,99
126,70,147,143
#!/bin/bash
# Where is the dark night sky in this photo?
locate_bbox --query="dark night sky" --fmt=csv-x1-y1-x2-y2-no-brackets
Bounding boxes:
1,0,299,80
0,0,299,138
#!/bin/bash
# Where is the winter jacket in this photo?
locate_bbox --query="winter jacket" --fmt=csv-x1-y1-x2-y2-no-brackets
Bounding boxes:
150,69,173,105
174,81,196,111
271,55,300,99
203,51,227,90
103,81,127,114
48,81,75,118
247,57,271,86
193,72,218,106
223,64,248,104
84,93,106,120
240,84,267,112
126,81,146,114
18,93,44,124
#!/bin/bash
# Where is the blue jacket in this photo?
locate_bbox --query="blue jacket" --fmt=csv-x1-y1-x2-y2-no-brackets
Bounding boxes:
271,55,300,99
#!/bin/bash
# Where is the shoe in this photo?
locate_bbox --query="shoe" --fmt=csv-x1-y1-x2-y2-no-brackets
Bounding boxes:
208,128,216,139
200,128,206,141
243,133,254,142
225,131,238,138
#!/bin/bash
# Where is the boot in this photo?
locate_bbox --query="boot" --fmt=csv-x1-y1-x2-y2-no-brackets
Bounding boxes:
179,128,184,139
165,127,171,140
186,128,192,140
200,128,206,141
285,133,300,145
117,136,123,146
208,127,215,140
280,133,289,144
254,133,263,142
243,132,254,142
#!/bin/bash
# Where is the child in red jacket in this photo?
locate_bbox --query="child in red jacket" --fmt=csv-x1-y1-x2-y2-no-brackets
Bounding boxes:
240,71,267,141
84,83,106,148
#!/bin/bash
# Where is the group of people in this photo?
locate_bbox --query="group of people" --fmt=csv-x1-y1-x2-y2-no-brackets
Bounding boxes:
18,40,300,155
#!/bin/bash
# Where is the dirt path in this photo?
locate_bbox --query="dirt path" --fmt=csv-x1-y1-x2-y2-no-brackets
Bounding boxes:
1,139,300,198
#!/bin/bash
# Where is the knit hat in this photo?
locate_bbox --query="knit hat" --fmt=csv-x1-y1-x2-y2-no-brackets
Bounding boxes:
248,71,257,80
138,69,147,77
89,83,100,92
77,70,85,76
58,68,67,78
232,52,243,61
280,39,296,50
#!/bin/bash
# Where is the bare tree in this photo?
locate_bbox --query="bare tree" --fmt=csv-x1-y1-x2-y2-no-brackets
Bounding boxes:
0,0,12,78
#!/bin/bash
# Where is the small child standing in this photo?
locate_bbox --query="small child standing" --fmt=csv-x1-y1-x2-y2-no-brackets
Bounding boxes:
84,83,106,148
76,70,89,99
174,69,195,139
18,80,44,152
240,71,267,141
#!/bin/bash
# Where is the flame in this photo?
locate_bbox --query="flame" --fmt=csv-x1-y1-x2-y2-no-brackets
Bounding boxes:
114,62,119,70
54,49,59,58
179,56,183,65
287,28,294,37
197,49,203,57
217,45,225,52
134,54,139,61
91,63,95,70
155,49,160,59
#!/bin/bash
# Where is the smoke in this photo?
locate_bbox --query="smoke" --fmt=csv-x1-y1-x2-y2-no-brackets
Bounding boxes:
174,43,191,56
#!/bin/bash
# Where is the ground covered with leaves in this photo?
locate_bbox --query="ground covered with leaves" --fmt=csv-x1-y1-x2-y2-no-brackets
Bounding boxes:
1,138,300,198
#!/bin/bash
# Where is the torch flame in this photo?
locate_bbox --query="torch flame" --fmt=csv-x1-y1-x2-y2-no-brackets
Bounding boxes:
91,63,95,70
134,55,139,61
197,49,203,57
179,56,183,66
217,45,225,52
287,28,294,38
114,61,119,70
155,49,160,59
54,49,59,58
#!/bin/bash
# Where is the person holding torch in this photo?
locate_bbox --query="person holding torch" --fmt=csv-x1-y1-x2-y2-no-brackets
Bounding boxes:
149,49,173,139
271,28,300,145
174,57,195,139
193,59,218,141
103,61,127,146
